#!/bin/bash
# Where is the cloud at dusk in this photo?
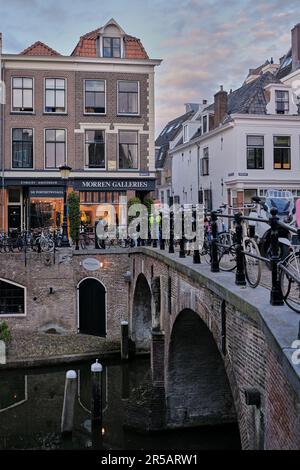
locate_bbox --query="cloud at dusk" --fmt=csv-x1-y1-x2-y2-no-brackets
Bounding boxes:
0,0,299,133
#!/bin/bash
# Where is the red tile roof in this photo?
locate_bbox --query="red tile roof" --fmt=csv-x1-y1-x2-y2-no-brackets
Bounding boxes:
71,29,148,59
20,41,61,56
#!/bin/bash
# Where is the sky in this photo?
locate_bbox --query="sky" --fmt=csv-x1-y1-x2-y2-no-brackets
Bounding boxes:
0,0,299,135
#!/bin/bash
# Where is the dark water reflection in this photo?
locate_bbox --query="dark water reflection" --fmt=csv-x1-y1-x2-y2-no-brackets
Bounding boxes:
0,357,241,450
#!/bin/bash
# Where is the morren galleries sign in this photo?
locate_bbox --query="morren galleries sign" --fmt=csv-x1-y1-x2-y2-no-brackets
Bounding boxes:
74,178,156,192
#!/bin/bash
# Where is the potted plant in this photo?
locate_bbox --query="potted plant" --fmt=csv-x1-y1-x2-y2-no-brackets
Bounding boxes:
0,321,11,365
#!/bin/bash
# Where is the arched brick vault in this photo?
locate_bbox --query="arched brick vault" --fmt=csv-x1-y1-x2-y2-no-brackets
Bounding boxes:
131,273,152,350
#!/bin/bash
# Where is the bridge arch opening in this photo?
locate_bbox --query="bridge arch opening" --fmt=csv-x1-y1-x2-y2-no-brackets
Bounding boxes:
167,309,236,427
132,274,152,350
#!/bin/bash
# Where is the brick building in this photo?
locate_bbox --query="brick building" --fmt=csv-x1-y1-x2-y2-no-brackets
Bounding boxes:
0,18,161,232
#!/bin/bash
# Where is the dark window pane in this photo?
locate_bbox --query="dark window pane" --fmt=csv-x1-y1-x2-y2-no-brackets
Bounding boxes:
119,81,138,93
46,143,55,168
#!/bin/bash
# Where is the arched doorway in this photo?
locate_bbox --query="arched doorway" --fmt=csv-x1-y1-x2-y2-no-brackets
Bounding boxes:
78,278,106,337
167,309,236,427
132,274,152,350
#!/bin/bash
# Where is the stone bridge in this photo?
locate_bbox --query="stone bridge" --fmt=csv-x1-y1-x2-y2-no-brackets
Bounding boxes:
128,248,300,451
1,247,300,450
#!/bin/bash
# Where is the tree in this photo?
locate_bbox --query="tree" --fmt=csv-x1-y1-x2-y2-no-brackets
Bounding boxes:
68,191,80,244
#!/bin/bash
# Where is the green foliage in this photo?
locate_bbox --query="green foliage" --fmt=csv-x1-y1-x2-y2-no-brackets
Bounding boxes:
0,322,11,344
143,198,155,215
68,192,80,243
128,197,142,223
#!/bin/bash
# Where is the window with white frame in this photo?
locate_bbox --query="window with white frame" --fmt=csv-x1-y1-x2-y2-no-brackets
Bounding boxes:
119,131,139,169
0,279,25,315
85,130,105,169
201,147,209,176
45,78,66,113
274,136,291,170
247,135,264,169
85,80,105,114
275,90,289,115
12,128,33,169
12,77,33,112
118,81,139,115
103,37,121,58
45,129,66,169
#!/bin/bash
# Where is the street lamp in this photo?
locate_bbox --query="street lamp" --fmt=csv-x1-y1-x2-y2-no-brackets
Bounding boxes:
59,164,72,248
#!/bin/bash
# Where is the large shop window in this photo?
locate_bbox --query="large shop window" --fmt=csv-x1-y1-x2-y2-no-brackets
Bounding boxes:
12,128,33,169
12,77,33,113
85,80,105,114
103,37,121,58
247,135,264,169
274,136,291,170
118,81,139,115
80,191,126,227
45,129,66,169
0,280,25,316
85,130,105,169
45,78,66,113
119,131,138,169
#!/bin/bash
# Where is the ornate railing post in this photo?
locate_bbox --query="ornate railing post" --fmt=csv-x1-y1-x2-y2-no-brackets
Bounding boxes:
193,209,201,264
210,211,220,272
234,213,246,286
159,212,165,250
169,211,175,254
179,207,186,258
269,207,284,306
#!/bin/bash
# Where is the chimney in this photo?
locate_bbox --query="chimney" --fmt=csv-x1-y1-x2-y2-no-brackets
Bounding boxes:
214,85,228,128
292,23,300,71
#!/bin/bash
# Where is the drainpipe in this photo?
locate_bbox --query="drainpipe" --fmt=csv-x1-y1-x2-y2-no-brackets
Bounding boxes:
197,143,201,204
0,33,4,232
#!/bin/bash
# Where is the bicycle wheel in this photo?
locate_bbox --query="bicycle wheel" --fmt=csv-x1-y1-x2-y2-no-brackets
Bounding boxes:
280,252,300,313
218,232,237,272
244,239,262,288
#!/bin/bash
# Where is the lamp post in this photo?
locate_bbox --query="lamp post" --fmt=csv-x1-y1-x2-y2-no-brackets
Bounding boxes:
59,164,72,248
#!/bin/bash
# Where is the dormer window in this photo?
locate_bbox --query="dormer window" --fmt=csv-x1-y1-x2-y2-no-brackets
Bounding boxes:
275,90,289,114
103,37,121,58
202,115,208,133
183,125,189,143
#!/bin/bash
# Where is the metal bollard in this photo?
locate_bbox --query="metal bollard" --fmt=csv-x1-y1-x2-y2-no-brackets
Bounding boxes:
169,211,175,254
121,321,129,361
192,209,201,264
234,213,246,286
269,208,284,306
61,370,77,435
210,211,220,272
91,360,103,431
160,212,165,250
179,208,186,258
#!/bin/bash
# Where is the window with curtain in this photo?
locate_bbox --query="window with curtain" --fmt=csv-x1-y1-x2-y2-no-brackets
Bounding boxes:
118,81,139,114
273,136,291,170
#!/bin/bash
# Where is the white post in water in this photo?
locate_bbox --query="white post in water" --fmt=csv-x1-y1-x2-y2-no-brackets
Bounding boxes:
61,370,77,435
0,340,6,365
91,359,103,431
121,321,129,361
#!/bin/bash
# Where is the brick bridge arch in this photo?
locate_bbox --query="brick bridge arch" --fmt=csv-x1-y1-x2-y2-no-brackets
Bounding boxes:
167,308,237,428
129,250,300,450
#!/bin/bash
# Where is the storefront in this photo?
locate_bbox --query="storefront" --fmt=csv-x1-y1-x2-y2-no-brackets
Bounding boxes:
74,178,156,229
2,177,156,232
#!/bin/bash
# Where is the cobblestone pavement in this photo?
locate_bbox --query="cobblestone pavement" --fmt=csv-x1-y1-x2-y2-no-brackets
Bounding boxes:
7,331,120,362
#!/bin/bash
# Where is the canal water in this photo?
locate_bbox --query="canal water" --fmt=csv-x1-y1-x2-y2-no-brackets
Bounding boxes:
0,357,241,450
